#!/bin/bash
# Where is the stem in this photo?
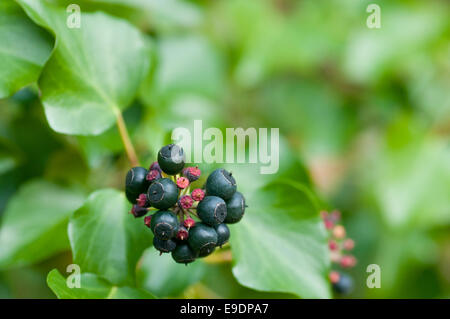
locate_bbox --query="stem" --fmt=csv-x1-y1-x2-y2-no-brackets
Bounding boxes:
188,209,199,218
115,110,139,167
203,250,232,264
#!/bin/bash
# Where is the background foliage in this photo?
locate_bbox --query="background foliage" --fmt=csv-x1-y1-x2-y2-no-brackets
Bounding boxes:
0,0,449,298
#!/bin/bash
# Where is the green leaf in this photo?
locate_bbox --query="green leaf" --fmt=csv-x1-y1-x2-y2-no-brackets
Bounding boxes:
68,189,152,286
180,137,328,297
137,247,207,297
47,269,155,299
0,137,21,175
0,1,52,98
0,155,16,175
145,35,224,103
16,0,150,135
364,118,450,229
230,180,331,299
0,180,85,269
87,0,203,31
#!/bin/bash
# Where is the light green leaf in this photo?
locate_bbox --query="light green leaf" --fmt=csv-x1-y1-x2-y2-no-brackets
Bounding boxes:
0,180,85,269
0,156,15,175
88,0,203,31
47,269,155,299
16,0,150,135
186,138,328,298
146,35,224,103
343,6,447,84
0,1,52,98
230,180,331,299
137,247,207,297
68,189,152,286
364,119,450,229
0,137,20,175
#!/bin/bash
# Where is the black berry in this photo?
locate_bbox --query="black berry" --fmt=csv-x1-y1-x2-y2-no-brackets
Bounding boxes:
127,151,247,265
153,237,176,254
172,243,196,264
215,223,230,247
126,189,140,205
125,167,149,193
225,191,245,224
157,144,185,175
147,178,178,210
332,272,354,295
125,167,150,204
188,223,218,257
197,196,227,226
150,210,179,240
205,168,236,200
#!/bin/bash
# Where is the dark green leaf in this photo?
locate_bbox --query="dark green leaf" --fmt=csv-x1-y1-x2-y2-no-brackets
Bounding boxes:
68,189,152,285
0,180,85,269
0,1,52,98
230,180,331,298
144,35,224,103
137,247,207,297
47,269,155,299
16,0,150,135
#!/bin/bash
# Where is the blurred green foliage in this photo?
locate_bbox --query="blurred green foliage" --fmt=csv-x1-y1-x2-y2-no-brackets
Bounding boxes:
0,0,449,298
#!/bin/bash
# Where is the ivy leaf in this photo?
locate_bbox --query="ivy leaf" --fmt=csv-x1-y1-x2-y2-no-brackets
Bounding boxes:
193,138,329,297
47,269,155,299
0,155,16,176
0,1,52,98
0,138,21,175
68,189,152,286
16,0,150,135
0,180,85,269
142,35,224,105
230,180,331,299
80,0,203,31
137,247,207,297
364,118,450,229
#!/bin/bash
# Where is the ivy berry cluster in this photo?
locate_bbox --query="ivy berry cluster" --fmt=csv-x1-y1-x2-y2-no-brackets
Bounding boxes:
124,144,246,265
321,210,356,295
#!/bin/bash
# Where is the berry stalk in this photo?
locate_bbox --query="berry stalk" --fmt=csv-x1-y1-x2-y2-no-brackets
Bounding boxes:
115,110,139,167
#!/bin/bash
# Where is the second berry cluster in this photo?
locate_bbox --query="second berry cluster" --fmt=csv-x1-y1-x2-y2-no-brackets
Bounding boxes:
125,144,246,265
322,210,357,295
